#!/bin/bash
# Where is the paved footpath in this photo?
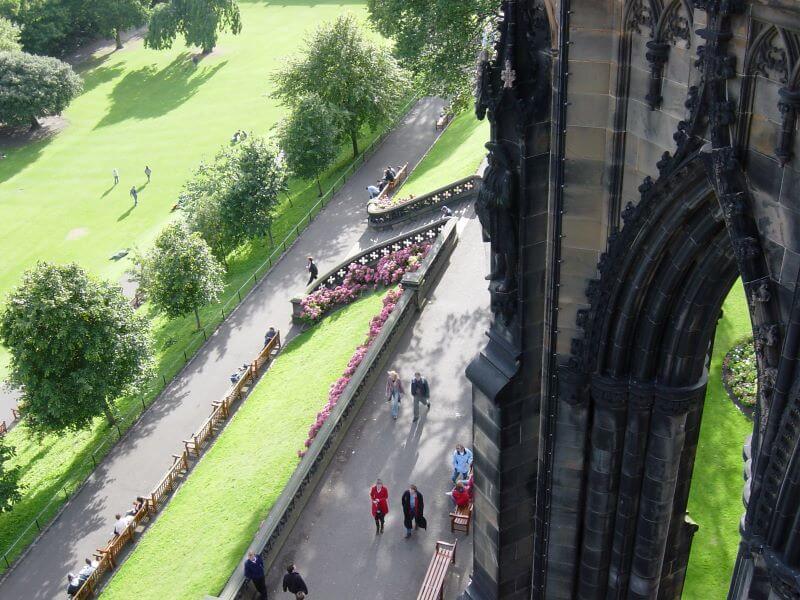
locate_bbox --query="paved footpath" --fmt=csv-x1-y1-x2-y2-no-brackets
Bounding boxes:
0,96,447,600
264,213,490,600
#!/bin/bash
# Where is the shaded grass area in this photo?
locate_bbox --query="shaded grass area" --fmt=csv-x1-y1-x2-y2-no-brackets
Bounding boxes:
102,291,386,600
0,0,410,570
394,110,489,200
684,282,753,597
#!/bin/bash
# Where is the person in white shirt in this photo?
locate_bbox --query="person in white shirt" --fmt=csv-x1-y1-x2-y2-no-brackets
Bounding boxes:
113,512,134,536
366,184,381,199
77,558,97,582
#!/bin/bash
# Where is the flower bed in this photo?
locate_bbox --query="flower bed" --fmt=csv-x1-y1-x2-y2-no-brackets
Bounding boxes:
300,288,402,456
298,243,431,322
721,336,756,419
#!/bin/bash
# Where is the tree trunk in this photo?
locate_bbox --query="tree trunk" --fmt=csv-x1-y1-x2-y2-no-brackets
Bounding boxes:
202,45,214,55
194,307,202,330
268,227,274,246
30,116,40,130
103,402,116,426
350,129,359,158
115,29,123,50
317,176,323,196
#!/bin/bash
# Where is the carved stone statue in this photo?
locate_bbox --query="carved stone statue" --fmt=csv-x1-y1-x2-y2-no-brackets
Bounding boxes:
476,141,518,302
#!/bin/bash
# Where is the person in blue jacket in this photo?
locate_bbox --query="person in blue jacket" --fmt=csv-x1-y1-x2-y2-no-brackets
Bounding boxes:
452,443,473,484
244,551,268,599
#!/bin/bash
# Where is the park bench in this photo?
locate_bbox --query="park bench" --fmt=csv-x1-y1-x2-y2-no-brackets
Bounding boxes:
435,113,451,131
374,163,409,205
11,406,21,421
417,540,457,600
0,421,6,436
450,502,473,535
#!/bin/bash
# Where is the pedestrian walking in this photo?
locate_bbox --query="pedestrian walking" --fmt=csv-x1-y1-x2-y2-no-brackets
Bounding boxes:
306,256,318,285
144,165,152,182
452,443,473,483
401,484,426,538
243,551,268,599
370,478,389,534
112,168,119,185
130,186,138,206
282,564,309,596
386,370,404,420
411,371,430,422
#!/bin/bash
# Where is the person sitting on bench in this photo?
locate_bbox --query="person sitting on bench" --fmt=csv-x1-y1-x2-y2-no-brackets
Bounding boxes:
448,481,471,508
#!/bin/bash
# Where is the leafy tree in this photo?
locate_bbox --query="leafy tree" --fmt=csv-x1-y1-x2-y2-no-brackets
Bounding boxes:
0,16,20,51
145,0,242,55
367,0,496,112
274,14,410,158
0,51,82,128
0,263,153,433
0,440,22,513
86,0,149,50
276,93,344,196
139,222,225,329
182,136,287,258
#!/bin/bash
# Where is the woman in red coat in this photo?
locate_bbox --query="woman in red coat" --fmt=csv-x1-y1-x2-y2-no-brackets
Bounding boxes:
370,478,389,534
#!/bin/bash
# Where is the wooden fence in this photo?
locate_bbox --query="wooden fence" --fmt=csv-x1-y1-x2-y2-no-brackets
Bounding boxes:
72,332,282,598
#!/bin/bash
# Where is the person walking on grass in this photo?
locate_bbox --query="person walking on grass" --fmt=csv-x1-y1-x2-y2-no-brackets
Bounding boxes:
306,256,318,286
144,165,152,183
130,186,138,207
411,371,430,422
282,564,309,596
386,370,404,420
401,484,426,538
113,168,119,185
244,551,268,599
452,443,473,484
370,478,389,534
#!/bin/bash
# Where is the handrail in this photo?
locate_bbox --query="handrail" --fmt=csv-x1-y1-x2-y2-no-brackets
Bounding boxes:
0,94,422,574
70,332,283,599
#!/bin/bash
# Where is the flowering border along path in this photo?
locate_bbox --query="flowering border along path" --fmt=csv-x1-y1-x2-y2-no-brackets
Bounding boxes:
100,292,387,600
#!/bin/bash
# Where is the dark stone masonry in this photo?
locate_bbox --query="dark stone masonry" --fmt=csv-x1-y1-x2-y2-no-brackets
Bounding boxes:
465,1,800,598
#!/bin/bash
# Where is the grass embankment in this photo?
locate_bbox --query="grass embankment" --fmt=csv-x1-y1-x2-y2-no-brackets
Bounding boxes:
395,109,489,200
0,0,405,570
684,282,753,597
102,291,386,600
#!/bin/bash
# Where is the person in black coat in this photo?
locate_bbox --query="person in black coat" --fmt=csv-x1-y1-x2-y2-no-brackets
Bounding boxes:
401,484,426,538
282,563,309,596
244,551,268,599
306,257,318,285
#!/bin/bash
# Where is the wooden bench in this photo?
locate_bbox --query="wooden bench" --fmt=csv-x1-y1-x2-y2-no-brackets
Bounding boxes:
435,114,451,131
11,407,21,421
450,502,473,535
417,540,457,600
0,421,6,436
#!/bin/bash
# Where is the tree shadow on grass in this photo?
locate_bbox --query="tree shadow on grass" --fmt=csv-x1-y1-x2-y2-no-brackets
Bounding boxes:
94,54,228,130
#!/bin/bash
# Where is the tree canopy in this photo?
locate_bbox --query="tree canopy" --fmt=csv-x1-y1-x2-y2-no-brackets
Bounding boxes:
0,262,153,434
182,136,287,260
0,51,82,128
0,440,21,513
145,0,242,55
273,13,410,157
0,16,20,51
138,222,225,329
367,0,496,112
86,0,149,49
276,93,344,195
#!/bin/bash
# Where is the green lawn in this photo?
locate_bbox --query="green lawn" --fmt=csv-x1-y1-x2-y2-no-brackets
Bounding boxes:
102,291,386,600
684,282,753,597
394,109,489,199
0,0,413,570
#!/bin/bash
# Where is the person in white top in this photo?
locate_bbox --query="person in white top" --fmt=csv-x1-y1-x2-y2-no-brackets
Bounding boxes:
77,558,97,582
113,512,134,536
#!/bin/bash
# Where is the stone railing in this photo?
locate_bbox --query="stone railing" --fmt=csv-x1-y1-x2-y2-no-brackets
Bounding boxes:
290,219,451,323
207,218,459,600
367,175,481,230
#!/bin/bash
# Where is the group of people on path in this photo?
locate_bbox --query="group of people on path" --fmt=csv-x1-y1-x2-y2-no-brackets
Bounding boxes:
243,553,309,600
366,165,399,200
369,443,474,540
65,496,146,596
112,165,152,207
386,370,430,421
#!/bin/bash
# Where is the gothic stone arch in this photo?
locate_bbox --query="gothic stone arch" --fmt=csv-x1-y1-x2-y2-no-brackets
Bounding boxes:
464,1,800,599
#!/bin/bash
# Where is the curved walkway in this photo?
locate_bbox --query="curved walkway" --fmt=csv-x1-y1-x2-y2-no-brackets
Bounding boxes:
264,212,488,599
0,96,447,600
